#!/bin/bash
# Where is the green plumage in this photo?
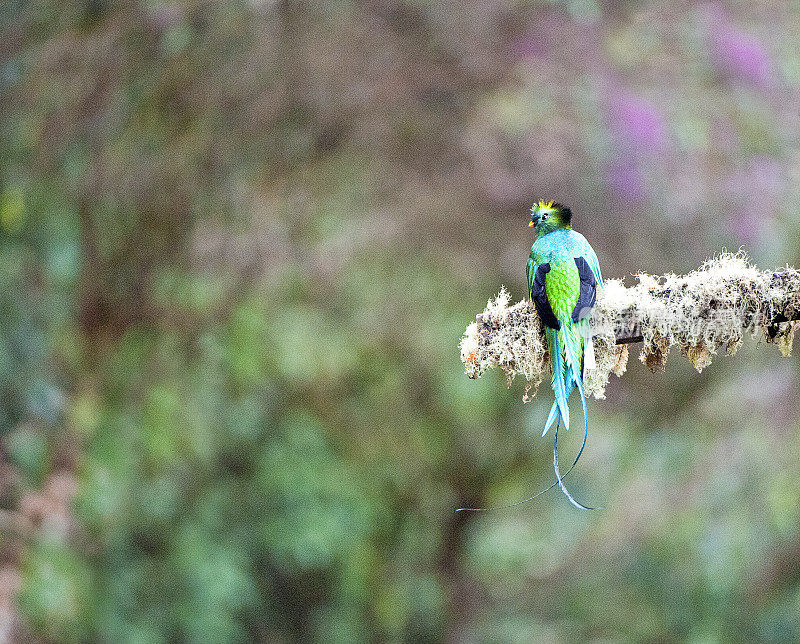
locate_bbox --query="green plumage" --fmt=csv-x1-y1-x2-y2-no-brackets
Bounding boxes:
545,260,580,318
526,201,603,509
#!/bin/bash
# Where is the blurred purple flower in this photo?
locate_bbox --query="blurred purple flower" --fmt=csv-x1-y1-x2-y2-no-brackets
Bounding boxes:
512,30,547,60
708,6,771,85
607,160,645,201
611,94,666,151
728,207,765,243
726,155,783,242
748,155,783,195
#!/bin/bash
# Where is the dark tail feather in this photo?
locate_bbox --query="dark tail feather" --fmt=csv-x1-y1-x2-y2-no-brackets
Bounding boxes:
553,418,596,510
456,415,590,513
456,364,600,513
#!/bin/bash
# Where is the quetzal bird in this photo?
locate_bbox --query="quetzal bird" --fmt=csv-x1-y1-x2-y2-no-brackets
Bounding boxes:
527,200,603,509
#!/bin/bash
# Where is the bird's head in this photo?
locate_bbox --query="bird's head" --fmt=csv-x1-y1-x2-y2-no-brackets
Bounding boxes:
529,200,572,235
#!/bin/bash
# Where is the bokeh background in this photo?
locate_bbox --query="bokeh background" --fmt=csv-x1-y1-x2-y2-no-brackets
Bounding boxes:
2,1,800,641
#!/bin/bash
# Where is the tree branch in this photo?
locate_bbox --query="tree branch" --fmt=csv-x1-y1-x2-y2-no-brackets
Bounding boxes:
460,254,800,400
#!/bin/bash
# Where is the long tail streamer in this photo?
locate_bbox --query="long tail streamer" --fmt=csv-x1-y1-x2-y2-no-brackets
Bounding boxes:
456,374,598,512
553,417,595,510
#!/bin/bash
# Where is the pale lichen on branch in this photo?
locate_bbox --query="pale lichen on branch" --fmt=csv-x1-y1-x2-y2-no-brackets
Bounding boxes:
460,253,800,400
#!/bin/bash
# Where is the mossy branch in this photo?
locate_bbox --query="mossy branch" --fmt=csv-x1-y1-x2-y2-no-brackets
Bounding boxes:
460,254,800,400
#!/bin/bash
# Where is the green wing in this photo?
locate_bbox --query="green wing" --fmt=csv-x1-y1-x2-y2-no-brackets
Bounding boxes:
526,253,537,299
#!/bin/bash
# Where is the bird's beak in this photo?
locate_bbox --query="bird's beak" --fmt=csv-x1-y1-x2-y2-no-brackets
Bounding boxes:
528,220,535,227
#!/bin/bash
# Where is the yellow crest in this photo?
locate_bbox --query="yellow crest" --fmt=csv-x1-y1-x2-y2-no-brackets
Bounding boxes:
537,199,555,210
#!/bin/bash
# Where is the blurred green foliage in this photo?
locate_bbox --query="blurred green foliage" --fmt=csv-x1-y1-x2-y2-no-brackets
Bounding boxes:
3,1,800,642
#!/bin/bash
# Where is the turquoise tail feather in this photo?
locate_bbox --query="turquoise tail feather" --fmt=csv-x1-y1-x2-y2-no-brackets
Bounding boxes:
547,317,599,509
544,328,570,435
542,401,558,437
